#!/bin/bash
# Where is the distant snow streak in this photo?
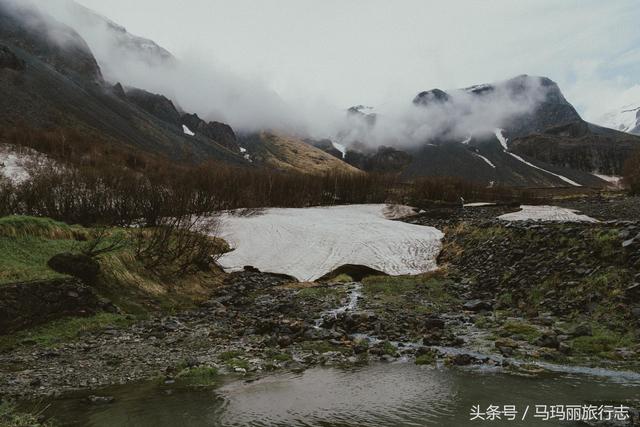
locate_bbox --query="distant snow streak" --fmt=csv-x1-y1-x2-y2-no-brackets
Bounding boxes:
494,129,581,187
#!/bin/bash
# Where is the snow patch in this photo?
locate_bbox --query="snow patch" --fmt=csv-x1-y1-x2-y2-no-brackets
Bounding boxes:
494,129,581,187
473,152,496,168
599,104,640,133
332,141,347,159
460,136,472,145
239,147,247,153
495,129,509,150
593,173,622,187
215,204,444,282
0,145,50,184
498,205,598,223
464,202,496,207
182,125,195,136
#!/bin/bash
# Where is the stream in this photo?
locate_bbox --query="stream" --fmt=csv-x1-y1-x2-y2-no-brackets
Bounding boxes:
38,282,639,426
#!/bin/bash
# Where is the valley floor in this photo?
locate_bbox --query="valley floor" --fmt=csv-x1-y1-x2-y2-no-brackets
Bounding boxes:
0,196,639,424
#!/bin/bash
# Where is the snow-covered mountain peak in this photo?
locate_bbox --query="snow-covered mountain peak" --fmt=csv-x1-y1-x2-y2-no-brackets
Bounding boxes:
598,103,640,135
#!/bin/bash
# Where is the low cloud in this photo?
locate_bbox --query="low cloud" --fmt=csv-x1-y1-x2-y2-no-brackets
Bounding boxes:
4,1,600,151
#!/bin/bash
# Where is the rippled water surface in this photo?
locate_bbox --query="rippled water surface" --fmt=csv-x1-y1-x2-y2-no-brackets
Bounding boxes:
41,362,639,426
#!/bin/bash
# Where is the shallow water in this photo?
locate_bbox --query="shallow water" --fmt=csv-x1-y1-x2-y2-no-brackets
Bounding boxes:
41,363,639,426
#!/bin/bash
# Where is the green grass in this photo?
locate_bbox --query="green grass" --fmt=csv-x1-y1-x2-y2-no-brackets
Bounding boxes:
300,340,350,354
362,274,457,314
225,358,249,370
415,352,436,365
175,366,219,386
0,235,79,284
0,313,133,350
570,328,634,358
501,320,542,343
0,401,54,427
331,274,353,283
297,286,345,299
0,215,79,239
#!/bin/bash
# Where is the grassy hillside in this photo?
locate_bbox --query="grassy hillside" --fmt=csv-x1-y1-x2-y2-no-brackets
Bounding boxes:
0,215,227,349
241,132,361,174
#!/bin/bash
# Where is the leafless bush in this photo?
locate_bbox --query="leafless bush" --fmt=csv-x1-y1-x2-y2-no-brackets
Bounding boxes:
623,148,640,195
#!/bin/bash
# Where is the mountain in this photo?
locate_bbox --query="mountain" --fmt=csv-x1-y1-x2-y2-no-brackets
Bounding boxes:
598,104,640,135
334,75,640,187
0,0,248,165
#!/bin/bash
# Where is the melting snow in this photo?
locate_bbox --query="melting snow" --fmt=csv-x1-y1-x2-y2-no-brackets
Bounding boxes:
494,129,581,187
593,173,622,187
215,204,444,281
239,147,247,153
332,141,347,159
0,145,50,184
460,136,472,145
473,152,496,168
182,125,195,136
498,205,598,223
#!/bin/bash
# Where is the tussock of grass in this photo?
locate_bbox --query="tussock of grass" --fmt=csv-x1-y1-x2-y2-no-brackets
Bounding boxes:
176,366,219,386
0,215,81,240
501,320,541,343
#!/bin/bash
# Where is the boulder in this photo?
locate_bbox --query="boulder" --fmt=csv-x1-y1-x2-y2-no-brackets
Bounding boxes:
463,299,493,312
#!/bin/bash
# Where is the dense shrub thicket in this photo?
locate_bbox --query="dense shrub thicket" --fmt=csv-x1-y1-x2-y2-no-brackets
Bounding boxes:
623,148,640,195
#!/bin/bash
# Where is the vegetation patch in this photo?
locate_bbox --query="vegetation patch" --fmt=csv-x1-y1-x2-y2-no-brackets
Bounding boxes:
500,320,542,343
0,313,133,351
175,366,219,386
0,401,54,427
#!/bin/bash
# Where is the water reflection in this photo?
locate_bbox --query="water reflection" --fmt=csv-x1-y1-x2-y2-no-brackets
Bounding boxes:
42,363,639,427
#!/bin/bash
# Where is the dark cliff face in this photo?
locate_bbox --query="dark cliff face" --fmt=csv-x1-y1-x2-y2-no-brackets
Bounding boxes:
412,88,450,106
181,113,240,152
0,44,25,70
0,1,102,81
126,88,182,125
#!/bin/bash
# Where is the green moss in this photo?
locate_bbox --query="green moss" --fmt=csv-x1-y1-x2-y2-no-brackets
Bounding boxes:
0,313,133,350
331,274,353,283
362,274,457,314
271,352,292,362
300,340,350,354
415,352,436,365
225,358,249,370
501,320,541,343
381,341,397,356
175,366,219,386
571,328,633,358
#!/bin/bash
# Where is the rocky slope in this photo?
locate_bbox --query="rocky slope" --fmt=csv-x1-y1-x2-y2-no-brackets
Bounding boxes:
334,76,640,187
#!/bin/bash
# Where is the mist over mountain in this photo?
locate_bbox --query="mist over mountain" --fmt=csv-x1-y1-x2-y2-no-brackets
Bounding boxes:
1,0,639,188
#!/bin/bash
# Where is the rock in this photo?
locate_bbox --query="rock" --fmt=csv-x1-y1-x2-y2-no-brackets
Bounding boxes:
535,334,560,349
87,395,115,404
463,300,493,312
449,353,475,366
424,316,445,329
569,324,592,337
0,45,26,71
47,253,100,283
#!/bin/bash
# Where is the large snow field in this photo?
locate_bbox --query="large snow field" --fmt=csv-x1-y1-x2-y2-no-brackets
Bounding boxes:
498,205,598,223
215,204,444,282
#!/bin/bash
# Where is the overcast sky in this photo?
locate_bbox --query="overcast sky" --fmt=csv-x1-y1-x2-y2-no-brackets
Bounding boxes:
75,0,640,122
